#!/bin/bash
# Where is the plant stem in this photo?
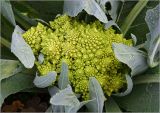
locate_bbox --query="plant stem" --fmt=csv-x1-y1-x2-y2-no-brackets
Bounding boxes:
121,0,149,36
0,37,11,49
134,75,160,85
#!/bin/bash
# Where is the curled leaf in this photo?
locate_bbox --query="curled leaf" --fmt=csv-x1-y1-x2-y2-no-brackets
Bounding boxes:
113,74,133,97
131,33,137,46
33,72,57,88
112,43,148,76
86,77,106,113
145,4,160,67
50,85,80,106
63,0,108,23
11,25,35,68
58,62,70,90
97,0,120,21
65,99,94,113
38,53,44,64
104,20,121,30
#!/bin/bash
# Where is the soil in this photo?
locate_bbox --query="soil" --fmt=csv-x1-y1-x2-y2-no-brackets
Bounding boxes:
1,92,50,112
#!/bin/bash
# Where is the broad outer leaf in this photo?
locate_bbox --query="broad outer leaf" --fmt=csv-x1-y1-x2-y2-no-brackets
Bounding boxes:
0,73,35,107
145,4,160,67
63,0,108,23
0,59,23,81
115,83,160,112
113,75,133,97
1,1,16,26
11,25,35,68
112,43,148,76
33,72,57,88
50,85,80,106
86,77,106,113
105,97,122,112
58,62,70,90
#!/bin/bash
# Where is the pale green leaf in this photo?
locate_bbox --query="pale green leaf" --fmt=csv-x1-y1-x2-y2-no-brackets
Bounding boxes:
145,4,160,67
131,33,137,45
0,73,35,107
97,0,120,21
48,86,60,96
105,97,122,112
65,99,94,113
104,20,120,30
63,0,108,23
86,77,106,113
58,62,70,90
33,72,57,88
52,105,64,113
48,86,65,112
0,59,23,81
50,85,80,106
11,25,35,68
1,1,16,26
38,53,44,64
112,43,148,76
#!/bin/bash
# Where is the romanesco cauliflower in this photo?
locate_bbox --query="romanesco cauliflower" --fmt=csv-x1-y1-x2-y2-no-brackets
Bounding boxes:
23,15,132,99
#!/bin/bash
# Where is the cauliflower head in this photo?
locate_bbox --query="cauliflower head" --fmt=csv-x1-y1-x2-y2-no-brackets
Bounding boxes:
23,15,132,99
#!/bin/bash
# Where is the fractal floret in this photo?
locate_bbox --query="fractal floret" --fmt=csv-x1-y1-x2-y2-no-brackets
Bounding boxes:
23,15,132,99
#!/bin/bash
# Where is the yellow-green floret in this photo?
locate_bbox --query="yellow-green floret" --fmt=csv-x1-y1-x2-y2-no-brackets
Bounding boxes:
23,15,132,99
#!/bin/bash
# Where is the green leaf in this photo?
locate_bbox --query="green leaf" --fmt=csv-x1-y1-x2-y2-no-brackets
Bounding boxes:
0,59,23,81
86,77,106,113
1,1,16,26
63,0,108,23
105,97,122,112
117,1,158,44
144,4,160,67
33,72,57,88
50,85,80,106
115,83,160,112
112,43,148,76
11,25,35,68
0,72,35,107
120,0,149,36
113,75,133,97
58,62,70,90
